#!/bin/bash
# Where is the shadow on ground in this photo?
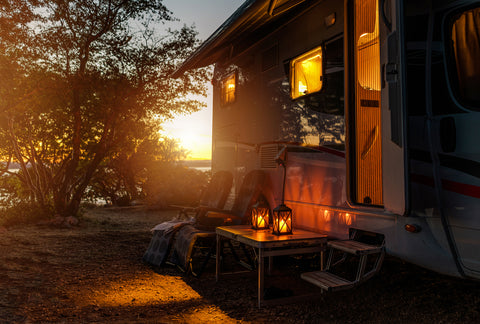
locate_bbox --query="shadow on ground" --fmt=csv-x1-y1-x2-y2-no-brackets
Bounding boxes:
0,206,479,323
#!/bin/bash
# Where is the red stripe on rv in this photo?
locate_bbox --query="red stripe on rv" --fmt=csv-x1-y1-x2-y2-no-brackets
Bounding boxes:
411,174,480,199
442,179,480,199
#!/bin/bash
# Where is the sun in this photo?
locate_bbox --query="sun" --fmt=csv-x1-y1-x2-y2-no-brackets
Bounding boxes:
162,109,212,160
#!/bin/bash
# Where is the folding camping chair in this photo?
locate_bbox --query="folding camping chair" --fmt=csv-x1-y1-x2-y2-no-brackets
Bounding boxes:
142,171,233,267
172,170,265,277
170,170,234,220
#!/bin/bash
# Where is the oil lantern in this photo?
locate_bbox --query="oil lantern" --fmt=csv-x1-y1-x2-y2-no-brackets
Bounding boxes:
251,199,270,230
272,203,293,235
272,146,293,235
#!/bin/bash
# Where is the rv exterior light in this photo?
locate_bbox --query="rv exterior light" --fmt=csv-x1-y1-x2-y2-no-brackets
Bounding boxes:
325,13,336,27
251,199,270,230
290,46,323,99
272,204,293,235
405,224,421,233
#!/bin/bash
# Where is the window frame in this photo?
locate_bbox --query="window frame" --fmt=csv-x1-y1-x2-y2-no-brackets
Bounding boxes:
220,70,238,107
289,45,325,100
444,4,480,112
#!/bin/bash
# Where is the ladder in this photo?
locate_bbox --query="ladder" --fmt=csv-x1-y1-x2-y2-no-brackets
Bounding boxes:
301,231,385,292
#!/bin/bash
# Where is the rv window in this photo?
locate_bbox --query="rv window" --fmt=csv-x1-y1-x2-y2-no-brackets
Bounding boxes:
290,46,323,99
448,7,480,109
221,72,237,106
356,0,380,91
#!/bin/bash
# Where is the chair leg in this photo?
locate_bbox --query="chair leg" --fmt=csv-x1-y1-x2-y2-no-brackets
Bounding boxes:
226,240,240,261
191,239,216,278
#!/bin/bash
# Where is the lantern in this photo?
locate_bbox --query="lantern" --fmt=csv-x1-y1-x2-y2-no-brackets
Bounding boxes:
251,200,270,230
272,146,293,235
272,203,293,235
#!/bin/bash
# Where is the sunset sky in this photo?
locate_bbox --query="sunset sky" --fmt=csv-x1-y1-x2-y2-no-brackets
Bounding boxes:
161,0,242,160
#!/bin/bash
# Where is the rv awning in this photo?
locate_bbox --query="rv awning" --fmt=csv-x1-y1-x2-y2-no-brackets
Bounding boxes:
171,0,309,78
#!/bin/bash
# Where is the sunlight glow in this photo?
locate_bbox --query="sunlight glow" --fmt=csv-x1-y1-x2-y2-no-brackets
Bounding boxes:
162,105,212,160
71,272,239,322
80,274,201,307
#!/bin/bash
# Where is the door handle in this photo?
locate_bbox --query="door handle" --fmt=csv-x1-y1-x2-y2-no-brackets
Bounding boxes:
361,126,379,160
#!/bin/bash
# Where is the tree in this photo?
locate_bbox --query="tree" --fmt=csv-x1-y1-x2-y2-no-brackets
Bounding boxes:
0,0,209,217
86,134,188,206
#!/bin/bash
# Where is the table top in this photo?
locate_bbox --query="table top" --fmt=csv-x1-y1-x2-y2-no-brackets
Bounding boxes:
216,225,327,249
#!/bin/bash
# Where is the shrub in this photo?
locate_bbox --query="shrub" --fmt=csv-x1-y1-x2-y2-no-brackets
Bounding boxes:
0,172,52,227
143,162,209,208
0,201,51,227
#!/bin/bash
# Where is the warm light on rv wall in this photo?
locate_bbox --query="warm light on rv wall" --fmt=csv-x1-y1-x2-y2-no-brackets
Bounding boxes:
290,46,323,99
220,72,236,106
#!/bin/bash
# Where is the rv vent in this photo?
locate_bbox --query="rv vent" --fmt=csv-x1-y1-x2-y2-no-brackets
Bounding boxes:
262,44,278,71
260,145,279,169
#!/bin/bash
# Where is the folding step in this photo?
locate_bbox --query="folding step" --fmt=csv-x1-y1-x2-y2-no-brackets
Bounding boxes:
327,239,383,255
301,237,385,293
301,271,355,292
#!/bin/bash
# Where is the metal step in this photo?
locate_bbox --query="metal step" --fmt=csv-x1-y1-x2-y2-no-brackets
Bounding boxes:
301,271,355,292
327,239,383,255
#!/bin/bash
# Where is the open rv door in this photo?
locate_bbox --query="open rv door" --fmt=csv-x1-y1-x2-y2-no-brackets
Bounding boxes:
379,0,408,215
346,0,408,214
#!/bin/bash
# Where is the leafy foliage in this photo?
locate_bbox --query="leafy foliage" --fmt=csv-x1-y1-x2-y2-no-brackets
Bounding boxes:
86,136,191,206
0,0,209,218
143,163,209,208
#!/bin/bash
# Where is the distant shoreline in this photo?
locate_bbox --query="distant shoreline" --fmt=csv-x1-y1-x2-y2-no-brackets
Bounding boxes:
3,160,212,172
179,160,211,168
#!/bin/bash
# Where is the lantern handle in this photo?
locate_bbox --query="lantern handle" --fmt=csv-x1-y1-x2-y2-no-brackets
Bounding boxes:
275,145,288,203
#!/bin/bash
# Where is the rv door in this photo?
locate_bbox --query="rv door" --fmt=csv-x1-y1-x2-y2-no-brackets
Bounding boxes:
347,0,408,214
379,0,408,215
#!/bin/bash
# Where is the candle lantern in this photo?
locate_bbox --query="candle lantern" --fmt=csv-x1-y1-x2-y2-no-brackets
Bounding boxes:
251,199,270,230
272,203,292,235
272,146,293,235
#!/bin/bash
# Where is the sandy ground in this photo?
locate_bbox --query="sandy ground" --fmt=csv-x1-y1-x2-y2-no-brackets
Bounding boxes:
0,206,479,323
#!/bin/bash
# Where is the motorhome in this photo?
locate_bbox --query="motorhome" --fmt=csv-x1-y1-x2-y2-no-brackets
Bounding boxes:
173,0,480,284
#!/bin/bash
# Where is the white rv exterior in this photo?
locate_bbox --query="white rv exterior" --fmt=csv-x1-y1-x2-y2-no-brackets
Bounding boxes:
173,0,480,280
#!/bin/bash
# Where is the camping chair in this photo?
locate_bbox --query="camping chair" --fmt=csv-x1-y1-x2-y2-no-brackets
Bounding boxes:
142,171,233,267
170,170,234,220
172,170,265,277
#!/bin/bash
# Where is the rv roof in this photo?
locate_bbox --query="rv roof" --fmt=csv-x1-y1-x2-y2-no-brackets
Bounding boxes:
171,0,309,78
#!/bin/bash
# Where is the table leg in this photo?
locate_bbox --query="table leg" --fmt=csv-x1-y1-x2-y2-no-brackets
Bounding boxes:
216,234,221,282
258,248,264,308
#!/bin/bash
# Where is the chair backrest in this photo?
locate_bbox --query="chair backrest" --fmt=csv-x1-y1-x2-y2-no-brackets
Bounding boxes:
230,170,265,219
198,171,233,209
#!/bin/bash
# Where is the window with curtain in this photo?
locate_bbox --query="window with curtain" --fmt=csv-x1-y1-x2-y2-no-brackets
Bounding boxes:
290,46,323,99
450,7,480,109
220,72,237,106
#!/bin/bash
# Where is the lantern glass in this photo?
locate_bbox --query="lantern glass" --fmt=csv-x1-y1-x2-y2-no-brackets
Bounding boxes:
251,201,269,230
272,204,293,235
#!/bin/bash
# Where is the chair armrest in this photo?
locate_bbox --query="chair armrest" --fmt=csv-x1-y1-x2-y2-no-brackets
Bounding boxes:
169,204,197,211
205,211,242,221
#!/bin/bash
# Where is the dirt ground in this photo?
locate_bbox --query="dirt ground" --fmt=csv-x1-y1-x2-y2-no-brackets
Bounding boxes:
0,206,479,323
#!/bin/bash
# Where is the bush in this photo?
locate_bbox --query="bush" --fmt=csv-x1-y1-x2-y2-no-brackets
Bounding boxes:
0,202,51,227
0,172,53,227
143,162,209,208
